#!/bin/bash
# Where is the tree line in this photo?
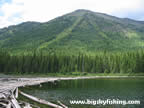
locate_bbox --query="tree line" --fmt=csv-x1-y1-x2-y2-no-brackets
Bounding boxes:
0,50,144,74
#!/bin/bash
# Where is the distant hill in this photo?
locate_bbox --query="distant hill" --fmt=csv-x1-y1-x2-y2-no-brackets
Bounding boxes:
0,9,144,53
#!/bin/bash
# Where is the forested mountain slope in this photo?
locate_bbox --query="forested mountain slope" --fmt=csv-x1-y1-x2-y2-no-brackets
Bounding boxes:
0,9,144,53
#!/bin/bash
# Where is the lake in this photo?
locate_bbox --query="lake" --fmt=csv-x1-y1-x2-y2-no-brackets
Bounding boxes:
22,78,144,108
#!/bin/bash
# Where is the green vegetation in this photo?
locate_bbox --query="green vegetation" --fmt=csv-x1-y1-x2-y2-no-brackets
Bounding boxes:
0,50,144,75
0,10,144,54
0,10,144,75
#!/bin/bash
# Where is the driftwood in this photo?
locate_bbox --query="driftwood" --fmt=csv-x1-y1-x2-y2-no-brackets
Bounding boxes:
10,96,21,108
11,88,21,108
1,76,141,98
0,88,21,108
57,101,68,108
0,78,71,108
20,101,40,108
1,76,129,108
0,87,66,108
19,91,63,108
23,103,32,108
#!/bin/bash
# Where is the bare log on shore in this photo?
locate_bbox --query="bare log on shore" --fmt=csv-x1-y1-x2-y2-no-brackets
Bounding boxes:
0,88,21,108
1,76,138,108
0,77,68,108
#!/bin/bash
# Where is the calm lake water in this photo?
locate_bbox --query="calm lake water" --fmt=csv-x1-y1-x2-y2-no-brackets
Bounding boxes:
22,78,144,108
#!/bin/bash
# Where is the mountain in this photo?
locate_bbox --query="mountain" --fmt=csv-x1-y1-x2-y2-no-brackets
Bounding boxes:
0,9,144,53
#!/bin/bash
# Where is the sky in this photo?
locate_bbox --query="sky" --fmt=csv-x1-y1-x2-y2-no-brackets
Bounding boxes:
0,0,144,28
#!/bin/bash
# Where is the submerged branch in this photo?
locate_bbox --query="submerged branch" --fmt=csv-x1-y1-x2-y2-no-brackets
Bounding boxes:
19,91,63,108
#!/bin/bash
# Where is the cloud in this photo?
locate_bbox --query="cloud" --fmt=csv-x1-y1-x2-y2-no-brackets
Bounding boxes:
111,0,144,21
0,0,24,28
0,0,144,28
112,10,144,21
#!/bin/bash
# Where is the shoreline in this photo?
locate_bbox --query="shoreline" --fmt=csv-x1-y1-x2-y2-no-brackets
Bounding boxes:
1,75,144,92
0,76,144,107
0,76,144,97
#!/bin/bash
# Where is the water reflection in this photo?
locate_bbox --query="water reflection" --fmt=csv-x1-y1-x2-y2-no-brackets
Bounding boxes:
22,78,144,108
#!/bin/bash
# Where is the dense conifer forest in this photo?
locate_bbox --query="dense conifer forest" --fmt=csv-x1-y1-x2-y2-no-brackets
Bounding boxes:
0,50,144,74
1,10,144,75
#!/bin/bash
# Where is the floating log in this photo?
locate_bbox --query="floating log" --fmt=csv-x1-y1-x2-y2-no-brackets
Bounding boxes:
19,91,63,108
57,101,68,108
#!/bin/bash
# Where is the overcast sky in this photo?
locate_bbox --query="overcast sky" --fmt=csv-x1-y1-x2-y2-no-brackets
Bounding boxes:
0,0,144,28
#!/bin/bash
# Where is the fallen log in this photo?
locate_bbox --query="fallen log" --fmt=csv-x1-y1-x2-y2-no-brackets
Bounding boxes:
10,96,21,108
19,101,40,108
9,89,21,108
23,103,32,108
0,88,21,108
13,87,18,98
0,99,11,108
19,91,63,108
0,102,7,107
57,101,68,108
